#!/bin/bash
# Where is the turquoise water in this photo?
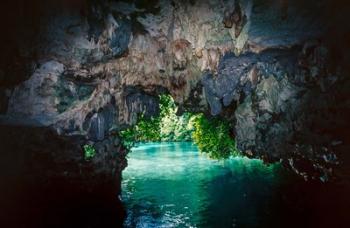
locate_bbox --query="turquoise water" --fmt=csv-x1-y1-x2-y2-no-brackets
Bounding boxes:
122,142,289,228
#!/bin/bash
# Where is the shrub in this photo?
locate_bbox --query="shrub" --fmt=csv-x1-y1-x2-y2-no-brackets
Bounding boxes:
119,127,136,150
83,144,96,160
120,94,194,144
191,114,240,159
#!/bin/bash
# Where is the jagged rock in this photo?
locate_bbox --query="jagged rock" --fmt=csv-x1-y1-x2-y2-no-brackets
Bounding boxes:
124,87,160,125
3,0,347,176
0,3,349,221
106,15,132,57
235,67,348,180
200,48,300,115
7,61,65,122
1,1,349,227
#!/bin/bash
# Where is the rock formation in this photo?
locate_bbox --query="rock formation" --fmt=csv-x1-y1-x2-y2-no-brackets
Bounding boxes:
0,0,349,226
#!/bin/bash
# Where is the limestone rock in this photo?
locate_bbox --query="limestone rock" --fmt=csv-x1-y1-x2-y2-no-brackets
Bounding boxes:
7,61,65,123
1,0,348,184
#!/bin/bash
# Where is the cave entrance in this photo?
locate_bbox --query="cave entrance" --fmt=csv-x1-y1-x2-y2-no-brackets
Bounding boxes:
119,94,240,159
119,94,291,227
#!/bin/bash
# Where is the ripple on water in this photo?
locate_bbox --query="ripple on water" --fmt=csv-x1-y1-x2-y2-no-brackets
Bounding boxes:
122,142,287,228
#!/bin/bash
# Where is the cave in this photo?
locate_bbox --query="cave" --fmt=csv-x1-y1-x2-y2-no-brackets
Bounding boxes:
0,0,350,227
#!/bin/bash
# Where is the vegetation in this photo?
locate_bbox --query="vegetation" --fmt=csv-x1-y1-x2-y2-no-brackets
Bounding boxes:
119,94,194,149
191,114,240,159
83,144,96,160
119,114,161,150
159,94,194,142
119,94,240,158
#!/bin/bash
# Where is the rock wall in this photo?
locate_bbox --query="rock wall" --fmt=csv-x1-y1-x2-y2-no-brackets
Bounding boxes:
0,0,349,226
0,124,126,227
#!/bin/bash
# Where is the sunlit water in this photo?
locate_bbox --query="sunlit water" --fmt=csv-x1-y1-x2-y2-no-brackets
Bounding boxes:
122,142,292,228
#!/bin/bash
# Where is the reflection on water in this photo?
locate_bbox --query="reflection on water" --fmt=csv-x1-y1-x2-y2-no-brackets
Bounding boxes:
122,142,290,228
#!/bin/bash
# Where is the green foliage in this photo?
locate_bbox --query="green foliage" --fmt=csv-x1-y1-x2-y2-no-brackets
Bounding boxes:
83,144,96,160
119,114,161,149
120,94,194,144
119,94,241,159
159,94,176,118
119,127,136,150
191,114,240,159
159,96,194,142
135,114,161,142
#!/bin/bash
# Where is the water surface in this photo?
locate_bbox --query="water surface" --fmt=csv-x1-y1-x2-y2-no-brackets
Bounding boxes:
122,142,291,228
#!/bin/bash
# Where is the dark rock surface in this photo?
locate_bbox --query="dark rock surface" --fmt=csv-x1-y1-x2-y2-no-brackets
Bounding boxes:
201,48,300,116
233,43,350,181
124,86,160,120
109,17,132,58
0,124,127,228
